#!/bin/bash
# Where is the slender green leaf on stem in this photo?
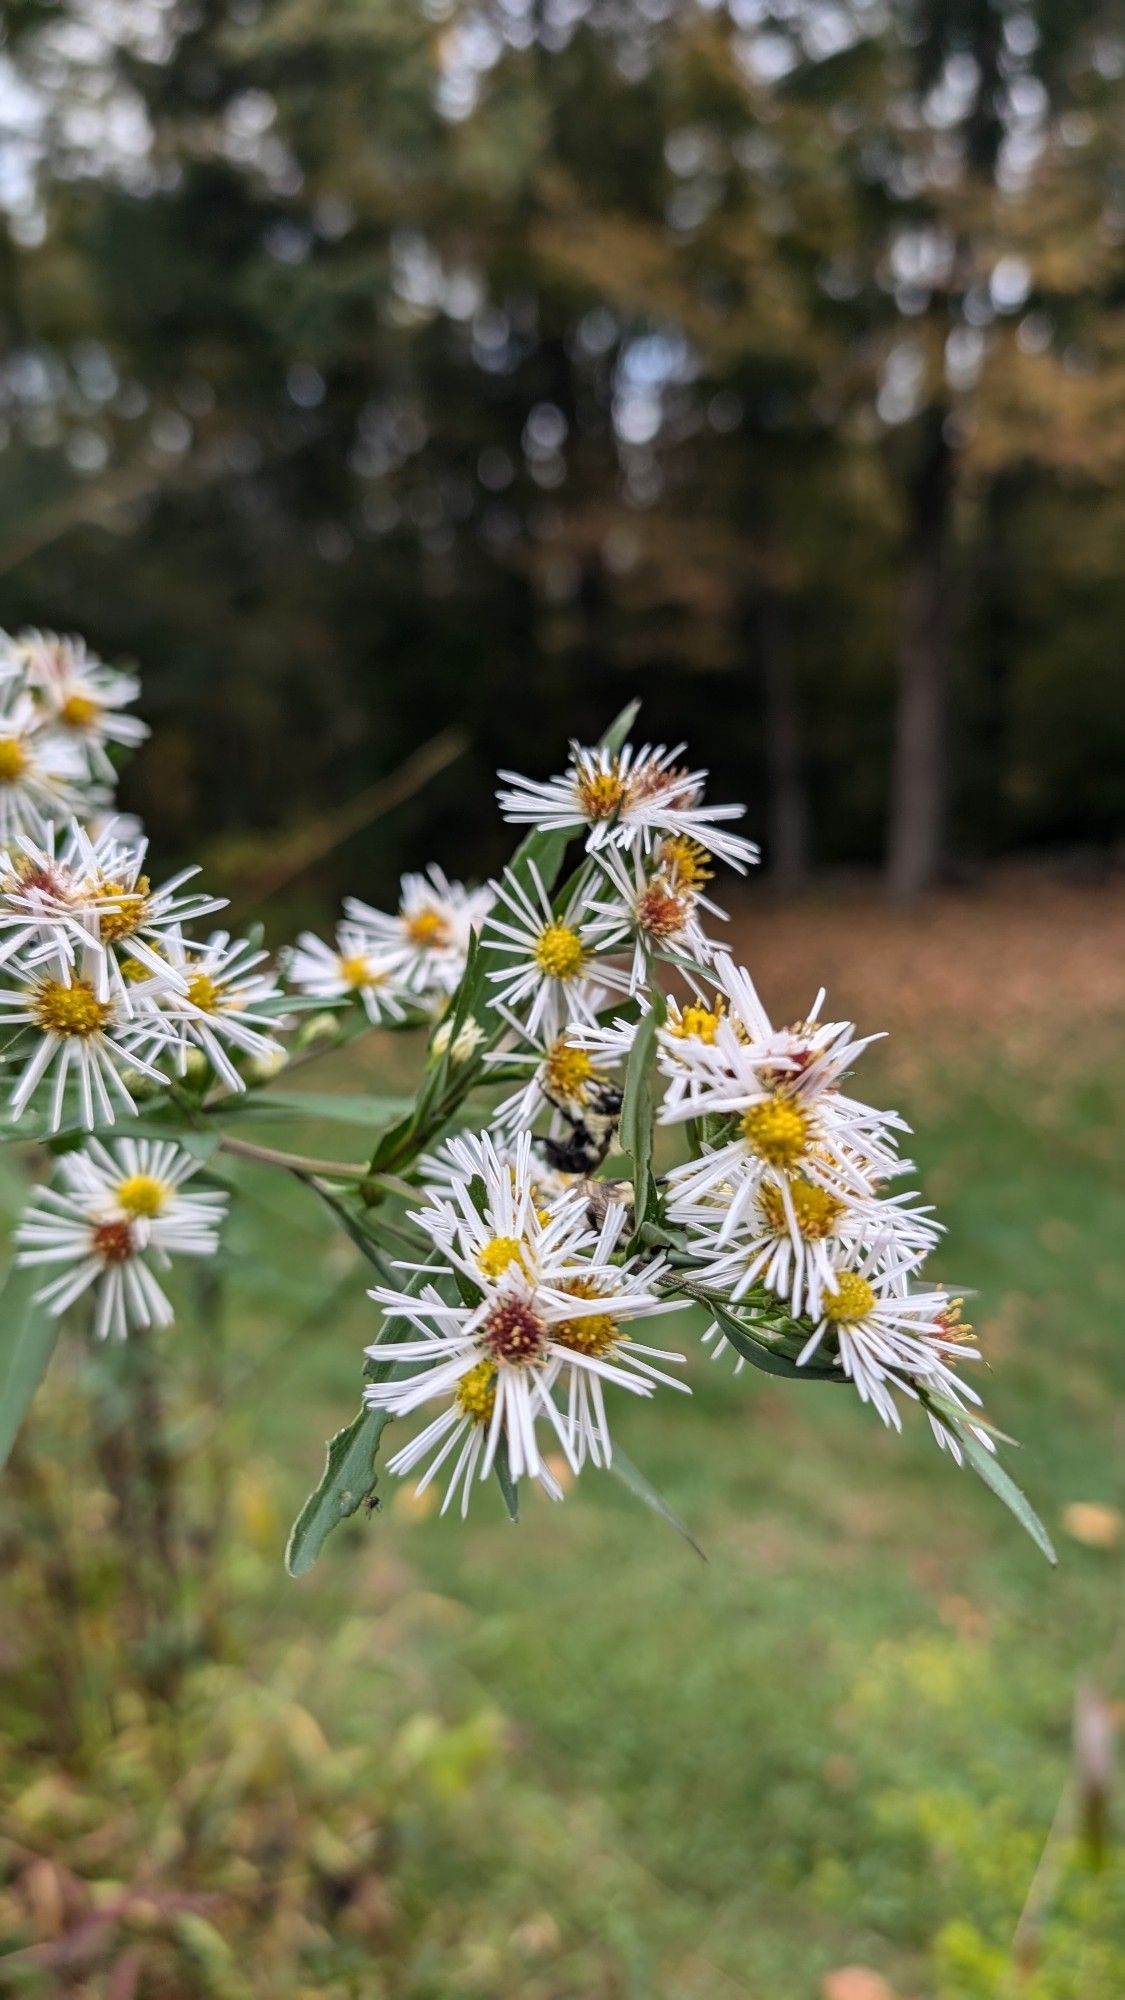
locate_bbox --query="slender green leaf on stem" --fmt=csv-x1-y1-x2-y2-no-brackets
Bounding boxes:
608,1444,706,1561
599,698,641,755
619,993,665,1237
306,1179,396,1279
0,1262,60,1468
703,1297,845,1383
493,1435,520,1521
953,1422,1057,1564
285,1405,391,1576
220,1089,413,1130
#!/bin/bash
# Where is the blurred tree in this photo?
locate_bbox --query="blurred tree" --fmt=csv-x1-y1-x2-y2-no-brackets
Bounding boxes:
0,0,1120,900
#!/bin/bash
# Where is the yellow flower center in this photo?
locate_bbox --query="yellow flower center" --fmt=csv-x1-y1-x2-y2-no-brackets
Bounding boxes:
455,1359,497,1426
30,978,111,1037
658,835,713,890
338,953,376,989
741,1095,810,1168
575,766,631,822
533,922,585,981
553,1278,621,1357
476,1235,524,1279
115,1173,170,1218
58,692,101,729
543,1038,597,1101
668,998,724,1044
403,907,450,949
185,971,223,1013
121,955,154,984
758,1178,843,1242
97,877,151,943
0,739,29,783
822,1272,876,1323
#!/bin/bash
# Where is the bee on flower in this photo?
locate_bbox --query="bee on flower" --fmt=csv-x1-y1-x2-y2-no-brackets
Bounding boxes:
497,739,759,872
16,630,149,782
483,1008,632,1137
285,919,417,1025
344,865,493,1004
14,1137,227,1341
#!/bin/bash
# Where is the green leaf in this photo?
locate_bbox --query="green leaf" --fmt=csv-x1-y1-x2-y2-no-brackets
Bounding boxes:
706,1298,845,1382
493,1435,520,1521
608,1445,706,1561
619,994,664,1237
957,1427,1057,1564
0,1263,61,1469
223,1090,413,1129
285,1404,391,1576
599,698,641,755
306,1179,394,1278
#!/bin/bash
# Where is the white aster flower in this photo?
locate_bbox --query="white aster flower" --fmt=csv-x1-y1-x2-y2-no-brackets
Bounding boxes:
497,740,759,872
794,1251,989,1453
344,865,493,1002
0,953,172,1130
0,692,96,844
660,961,905,1238
286,921,415,1025
681,1179,941,1323
127,929,285,1092
17,630,148,781
366,1131,685,1486
382,1344,566,1517
0,820,225,994
14,1138,226,1340
481,862,628,1041
585,843,725,991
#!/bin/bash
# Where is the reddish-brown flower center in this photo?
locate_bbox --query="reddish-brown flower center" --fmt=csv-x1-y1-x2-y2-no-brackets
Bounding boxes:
481,1297,548,1366
91,1219,135,1264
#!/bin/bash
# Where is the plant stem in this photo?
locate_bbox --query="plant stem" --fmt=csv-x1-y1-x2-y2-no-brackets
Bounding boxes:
216,1133,370,1180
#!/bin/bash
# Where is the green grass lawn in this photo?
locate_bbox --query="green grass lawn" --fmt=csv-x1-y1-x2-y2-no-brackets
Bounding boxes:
2,1024,1120,1992
5,1033,1124,1999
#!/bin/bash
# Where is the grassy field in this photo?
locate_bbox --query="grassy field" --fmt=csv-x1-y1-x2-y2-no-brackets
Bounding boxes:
3,876,1124,1999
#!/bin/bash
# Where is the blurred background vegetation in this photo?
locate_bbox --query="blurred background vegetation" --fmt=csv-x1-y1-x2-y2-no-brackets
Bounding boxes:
0,0,1122,906
1,3,1124,1997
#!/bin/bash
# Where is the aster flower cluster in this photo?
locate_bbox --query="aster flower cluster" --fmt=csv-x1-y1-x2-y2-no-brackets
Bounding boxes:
0,642,1050,1570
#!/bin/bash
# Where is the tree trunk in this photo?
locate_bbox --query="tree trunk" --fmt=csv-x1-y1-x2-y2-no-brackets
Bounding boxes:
887,406,954,901
760,591,808,890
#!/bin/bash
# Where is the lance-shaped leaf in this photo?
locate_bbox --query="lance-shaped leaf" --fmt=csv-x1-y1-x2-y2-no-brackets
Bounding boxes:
223,1089,413,1130
493,1434,520,1522
285,1405,391,1576
619,995,664,1236
956,1424,1057,1564
0,1263,61,1469
608,1444,706,1560
599,697,641,755
702,1296,846,1382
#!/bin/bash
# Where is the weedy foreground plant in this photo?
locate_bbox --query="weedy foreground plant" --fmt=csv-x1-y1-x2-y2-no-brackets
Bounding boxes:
0,629,1054,1571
